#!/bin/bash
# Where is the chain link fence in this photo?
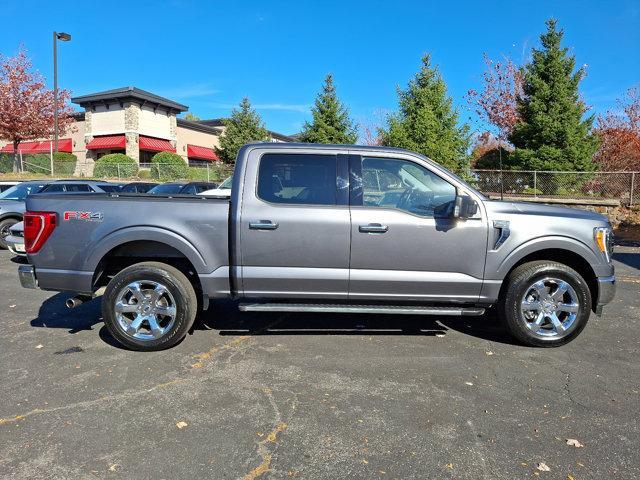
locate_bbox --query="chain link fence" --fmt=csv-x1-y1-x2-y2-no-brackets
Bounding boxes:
470,170,640,205
1,154,638,204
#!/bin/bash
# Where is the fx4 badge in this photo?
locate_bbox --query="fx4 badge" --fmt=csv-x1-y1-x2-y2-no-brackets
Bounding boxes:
64,211,104,222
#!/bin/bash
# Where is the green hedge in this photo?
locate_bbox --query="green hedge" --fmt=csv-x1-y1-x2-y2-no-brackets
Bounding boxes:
2,152,79,176
0,154,13,173
93,153,138,178
150,151,188,181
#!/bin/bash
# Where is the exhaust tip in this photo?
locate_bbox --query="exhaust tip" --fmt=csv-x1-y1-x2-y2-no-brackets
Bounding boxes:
66,296,88,309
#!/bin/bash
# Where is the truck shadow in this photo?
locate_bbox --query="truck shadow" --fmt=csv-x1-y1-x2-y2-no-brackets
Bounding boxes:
30,294,518,346
30,292,103,334
613,251,640,271
200,301,518,345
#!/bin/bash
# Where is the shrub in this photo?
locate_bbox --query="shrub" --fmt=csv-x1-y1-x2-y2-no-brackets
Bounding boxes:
523,187,543,195
0,154,13,173
23,154,52,174
138,169,151,179
52,152,78,176
94,153,138,178
150,151,188,181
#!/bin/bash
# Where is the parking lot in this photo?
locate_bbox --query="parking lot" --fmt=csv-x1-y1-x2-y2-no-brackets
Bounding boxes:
0,248,638,479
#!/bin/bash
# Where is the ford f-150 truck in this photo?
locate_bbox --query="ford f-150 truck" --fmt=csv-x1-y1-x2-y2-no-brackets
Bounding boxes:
19,143,616,351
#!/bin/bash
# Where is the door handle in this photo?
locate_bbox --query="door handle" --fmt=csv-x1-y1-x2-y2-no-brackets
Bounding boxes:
359,223,388,233
249,220,279,230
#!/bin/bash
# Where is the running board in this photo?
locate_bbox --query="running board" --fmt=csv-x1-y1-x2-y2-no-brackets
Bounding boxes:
239,303,485,316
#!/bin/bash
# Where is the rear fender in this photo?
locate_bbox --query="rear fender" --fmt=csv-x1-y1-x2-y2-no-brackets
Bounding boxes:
84,226,208,273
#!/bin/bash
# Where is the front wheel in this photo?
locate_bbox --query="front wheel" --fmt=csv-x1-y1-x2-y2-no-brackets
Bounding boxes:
102,262,198,351
499,261,592,347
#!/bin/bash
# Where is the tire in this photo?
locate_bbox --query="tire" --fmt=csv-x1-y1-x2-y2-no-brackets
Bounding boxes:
0,218,19,250
102,262,198,351
499,260,592,347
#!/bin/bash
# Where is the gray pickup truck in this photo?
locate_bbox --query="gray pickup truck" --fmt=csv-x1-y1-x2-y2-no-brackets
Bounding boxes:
19,143,615,351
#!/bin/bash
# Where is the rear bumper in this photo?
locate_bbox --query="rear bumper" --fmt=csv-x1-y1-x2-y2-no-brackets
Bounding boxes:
595,275,616,315
6,234,26,257
18,264,37,289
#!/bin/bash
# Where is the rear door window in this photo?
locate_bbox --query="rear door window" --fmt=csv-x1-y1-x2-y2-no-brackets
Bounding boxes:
257,153,337,206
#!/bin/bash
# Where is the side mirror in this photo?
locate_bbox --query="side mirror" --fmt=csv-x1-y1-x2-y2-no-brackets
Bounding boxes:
453,195,478,219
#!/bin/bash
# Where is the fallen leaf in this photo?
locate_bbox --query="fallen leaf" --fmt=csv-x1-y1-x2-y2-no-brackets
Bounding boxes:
445,463,453,469
537,462,551,472
176,421,188,429
566,438,584,448
567,475,576,480
35,344,43,349
108,464,118,472
362,459,369,464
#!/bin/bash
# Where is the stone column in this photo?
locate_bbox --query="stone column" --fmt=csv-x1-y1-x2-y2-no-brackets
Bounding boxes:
124,102,141,163
76,109,95,176
125,133,139,162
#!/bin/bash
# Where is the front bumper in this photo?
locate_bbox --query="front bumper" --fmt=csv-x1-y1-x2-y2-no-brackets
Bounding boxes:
18,264,37,289
595,275,616,315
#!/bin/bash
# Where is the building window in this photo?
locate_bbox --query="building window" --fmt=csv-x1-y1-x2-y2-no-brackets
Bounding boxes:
188,158,209,167
139,150,156,167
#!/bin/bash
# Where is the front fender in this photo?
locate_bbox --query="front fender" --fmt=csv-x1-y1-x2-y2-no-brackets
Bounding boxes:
83,226,208,274
491,235,607,279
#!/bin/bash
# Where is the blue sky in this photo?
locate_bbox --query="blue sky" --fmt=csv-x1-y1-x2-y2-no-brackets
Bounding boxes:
1,0,639,136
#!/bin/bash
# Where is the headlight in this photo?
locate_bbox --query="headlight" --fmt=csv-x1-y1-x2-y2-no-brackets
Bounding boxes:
594,227,614,263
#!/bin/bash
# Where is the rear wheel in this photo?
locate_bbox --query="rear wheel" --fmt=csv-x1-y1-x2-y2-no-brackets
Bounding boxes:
102,262,197,351
0,218,18,250
499,261,592,347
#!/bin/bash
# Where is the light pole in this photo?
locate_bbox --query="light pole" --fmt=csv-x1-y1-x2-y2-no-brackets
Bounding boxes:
53,31,71,154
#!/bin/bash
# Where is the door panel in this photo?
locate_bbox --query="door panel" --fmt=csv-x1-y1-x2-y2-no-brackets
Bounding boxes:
239,152,351,299
348,155,488,302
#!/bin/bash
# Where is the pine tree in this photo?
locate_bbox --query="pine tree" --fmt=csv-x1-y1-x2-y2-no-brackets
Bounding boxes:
509,19,599,171
216,97,269,163
379,54,470,172
299,74,357,144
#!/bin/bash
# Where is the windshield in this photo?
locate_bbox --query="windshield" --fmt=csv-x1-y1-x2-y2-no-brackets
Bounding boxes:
148,184,184,195
0,183,47,201
218,176,233,189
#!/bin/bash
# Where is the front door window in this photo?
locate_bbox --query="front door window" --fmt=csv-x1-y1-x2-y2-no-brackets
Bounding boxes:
360,157,457,218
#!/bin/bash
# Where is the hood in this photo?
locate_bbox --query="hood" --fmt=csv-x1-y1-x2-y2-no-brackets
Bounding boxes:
484,200,609,224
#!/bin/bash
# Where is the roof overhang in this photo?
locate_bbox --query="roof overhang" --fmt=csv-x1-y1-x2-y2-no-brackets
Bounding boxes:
71,87,188,114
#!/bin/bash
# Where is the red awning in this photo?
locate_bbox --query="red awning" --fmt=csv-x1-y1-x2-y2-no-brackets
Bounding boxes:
139,136,175,152
32,139,73,153
0,141,41,154
187,144,219,161
86,135,126,150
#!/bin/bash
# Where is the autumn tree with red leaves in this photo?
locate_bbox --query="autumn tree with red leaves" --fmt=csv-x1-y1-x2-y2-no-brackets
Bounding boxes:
0,48,75,171
594,86,640,171
467,54,523,142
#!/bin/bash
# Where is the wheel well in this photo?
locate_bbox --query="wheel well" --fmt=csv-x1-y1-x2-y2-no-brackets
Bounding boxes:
0,214,22,223
502,248,598,312
92,241,203,304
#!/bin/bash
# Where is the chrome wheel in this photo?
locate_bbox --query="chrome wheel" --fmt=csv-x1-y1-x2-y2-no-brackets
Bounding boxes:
114,280,177,341
520,277,580,338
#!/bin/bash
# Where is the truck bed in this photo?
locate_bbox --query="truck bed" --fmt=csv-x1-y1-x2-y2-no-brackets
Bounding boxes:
25,193,230,295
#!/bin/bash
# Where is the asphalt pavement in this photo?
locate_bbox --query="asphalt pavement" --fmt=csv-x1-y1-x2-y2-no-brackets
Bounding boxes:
0,248,639,479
